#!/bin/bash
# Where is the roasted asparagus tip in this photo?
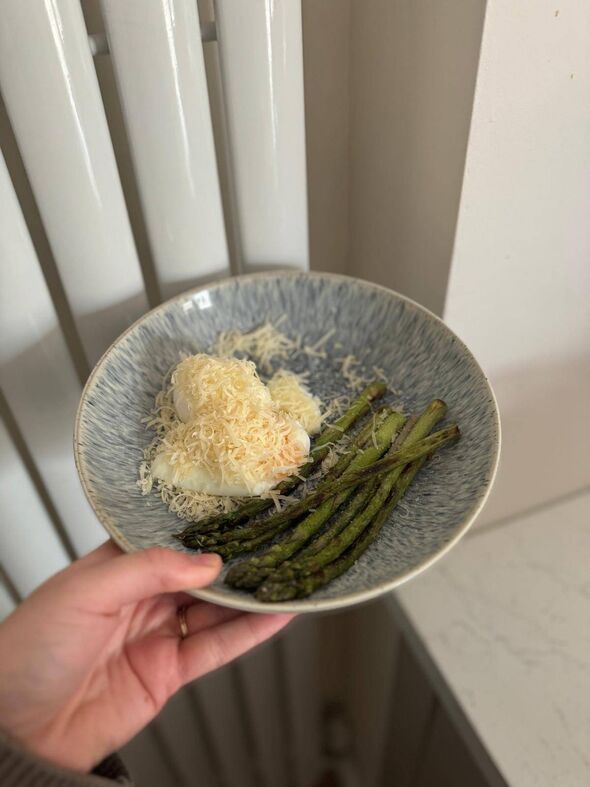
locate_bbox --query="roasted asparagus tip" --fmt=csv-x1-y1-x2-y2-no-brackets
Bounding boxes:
256,581,299,602
225,563,268,589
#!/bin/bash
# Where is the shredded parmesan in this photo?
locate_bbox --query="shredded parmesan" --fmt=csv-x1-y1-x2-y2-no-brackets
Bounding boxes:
372,365,389,384
172,354,270,422
138,386,242,523
268,369,323,434
338,355,372,391
371,428,379,450
214,322,299,374
152,354,309,496
265,488,294,512
308,327,335,353
159,482,239,522
319,449,341,473
138,322,379,523
141,353,319,520
319,394,350,423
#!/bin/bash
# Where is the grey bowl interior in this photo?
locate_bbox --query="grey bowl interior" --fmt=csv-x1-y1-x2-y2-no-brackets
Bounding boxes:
75,272,500,613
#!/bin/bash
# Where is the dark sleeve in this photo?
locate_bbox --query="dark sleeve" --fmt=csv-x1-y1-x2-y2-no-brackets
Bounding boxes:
0,730,133,786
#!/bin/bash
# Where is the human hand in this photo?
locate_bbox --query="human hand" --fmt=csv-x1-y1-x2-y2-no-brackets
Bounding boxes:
0,541,292,773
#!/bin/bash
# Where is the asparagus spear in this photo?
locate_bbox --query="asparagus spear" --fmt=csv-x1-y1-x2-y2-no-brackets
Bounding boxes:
294,480,378,561
267,405,442,582
261,463,405,584
214,423,458,563
222,417,414,580
256,457,427,602
317,404,391,479
224,412,406,585
226,400,448,587
213,410,406,565
287,416,418,564
177,380,387,542
224,480,378,587
214,399,446,554
200,406,397,549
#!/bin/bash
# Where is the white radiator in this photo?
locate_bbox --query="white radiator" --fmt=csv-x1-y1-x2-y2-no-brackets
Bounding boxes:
0,2,318,785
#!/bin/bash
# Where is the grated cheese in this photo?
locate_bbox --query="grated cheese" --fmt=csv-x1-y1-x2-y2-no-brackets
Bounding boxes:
159,482,239,522
319,394,350,424
338,355,372,391
265,488,294,512
214,322,299,374
268,369,323,434
319,448,341,473
172,353,270,422
372,365,389,385
138,323,377,523
151,354,310,496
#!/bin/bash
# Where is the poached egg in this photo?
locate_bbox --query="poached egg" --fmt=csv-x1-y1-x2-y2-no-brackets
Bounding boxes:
151,354,312,497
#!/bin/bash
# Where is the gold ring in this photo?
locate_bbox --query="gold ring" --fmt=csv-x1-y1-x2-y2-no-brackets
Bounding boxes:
177,605,189,639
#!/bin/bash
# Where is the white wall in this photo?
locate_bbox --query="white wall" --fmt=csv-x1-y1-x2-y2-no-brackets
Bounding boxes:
444,0,590,523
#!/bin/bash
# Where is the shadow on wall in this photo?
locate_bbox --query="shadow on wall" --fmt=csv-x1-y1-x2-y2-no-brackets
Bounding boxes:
0,292,151,556
347,0,487,315
472,354,590,528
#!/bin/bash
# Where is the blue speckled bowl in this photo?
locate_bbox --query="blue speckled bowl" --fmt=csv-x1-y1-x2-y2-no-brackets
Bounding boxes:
75,272,500,613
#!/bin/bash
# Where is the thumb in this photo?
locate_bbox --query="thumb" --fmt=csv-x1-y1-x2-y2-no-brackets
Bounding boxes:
72,547,222,612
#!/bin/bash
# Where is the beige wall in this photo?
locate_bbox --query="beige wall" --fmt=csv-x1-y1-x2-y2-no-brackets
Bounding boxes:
303,0,486,314
303,0,352,276
347,0,486,314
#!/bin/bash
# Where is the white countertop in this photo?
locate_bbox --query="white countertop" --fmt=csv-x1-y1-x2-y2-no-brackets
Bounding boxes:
390,489,590,787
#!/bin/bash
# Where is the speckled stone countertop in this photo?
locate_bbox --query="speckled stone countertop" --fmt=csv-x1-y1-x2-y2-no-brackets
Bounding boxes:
389,489,590,787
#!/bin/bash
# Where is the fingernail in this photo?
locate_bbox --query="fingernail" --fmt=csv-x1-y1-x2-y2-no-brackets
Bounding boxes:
189,553,222,569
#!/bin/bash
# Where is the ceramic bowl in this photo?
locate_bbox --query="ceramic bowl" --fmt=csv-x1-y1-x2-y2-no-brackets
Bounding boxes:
75,272,500,613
